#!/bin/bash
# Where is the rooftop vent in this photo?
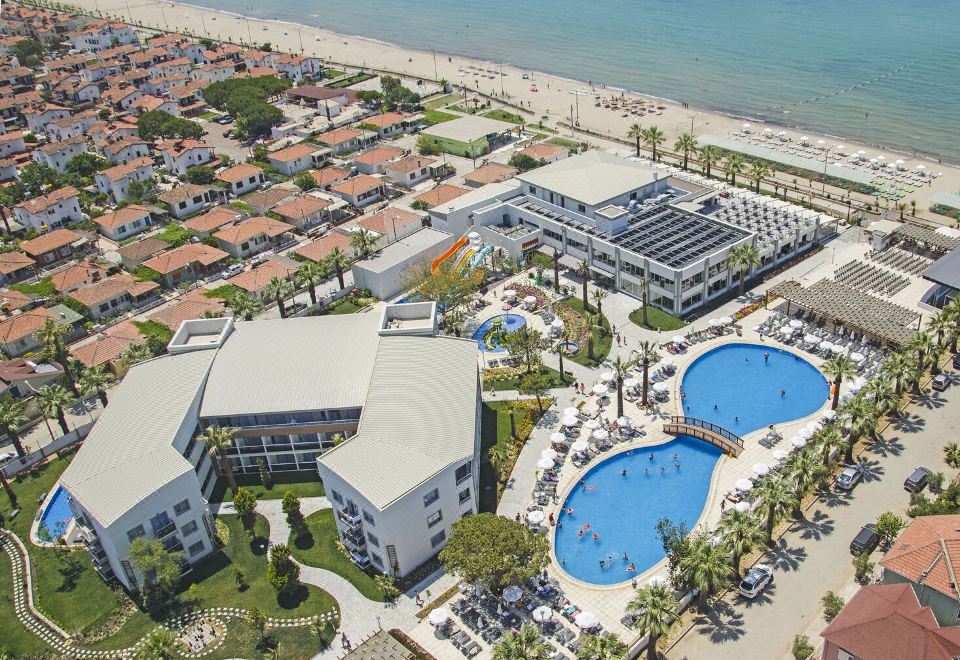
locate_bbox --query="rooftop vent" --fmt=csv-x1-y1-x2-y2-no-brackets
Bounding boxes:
167,316,234,354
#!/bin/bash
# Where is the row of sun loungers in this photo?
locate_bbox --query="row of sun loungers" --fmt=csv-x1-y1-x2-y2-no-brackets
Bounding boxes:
865,247,933,277
834,260,910,297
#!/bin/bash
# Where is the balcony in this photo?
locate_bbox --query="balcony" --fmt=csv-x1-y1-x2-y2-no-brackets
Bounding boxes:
218,416,361,433
163,537,184,554
336,508,362,527
342,526,365,546
153,521,176,539
349,550,370,568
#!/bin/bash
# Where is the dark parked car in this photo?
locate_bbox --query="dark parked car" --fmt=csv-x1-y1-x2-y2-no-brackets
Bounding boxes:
904,467,932,493
850,523,880,555
952,353,960,370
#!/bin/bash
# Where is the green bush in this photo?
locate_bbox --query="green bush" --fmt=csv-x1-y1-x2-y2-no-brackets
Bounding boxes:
792,634,815,659
821,591,845,621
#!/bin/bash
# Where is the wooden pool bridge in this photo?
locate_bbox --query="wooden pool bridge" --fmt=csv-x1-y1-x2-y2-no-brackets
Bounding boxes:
663,416,745,457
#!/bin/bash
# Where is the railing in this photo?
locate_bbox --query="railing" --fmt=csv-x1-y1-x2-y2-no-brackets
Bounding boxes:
337,508,362,526
664,416,745,456
152,521,176,539
217,416,361,433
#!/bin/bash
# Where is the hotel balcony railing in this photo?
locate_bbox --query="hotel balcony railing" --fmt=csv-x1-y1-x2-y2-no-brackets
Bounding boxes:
95,566,115,582
349,550,370,568
163,538,184,554
342,534,366,552
342,526,365,545
153,521,176,539
336,508,362,527
215,416,361,433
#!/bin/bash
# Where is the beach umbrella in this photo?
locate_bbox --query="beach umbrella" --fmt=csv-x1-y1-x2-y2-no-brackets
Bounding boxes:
806,421,822,433
600,371,614,382
804,334,821,345
798,427,813,440
617,416,632,427
574,612,599,629
562,416,580,427
848,382,863,394
672,335,686,345
428,608,450,626
526,510,546,525
791,436,807,448
735,501,751,513
742,123,752,132
647,575,668,588
850,352,865,363
835,144,845,153
772,449,788,460
816,139,826,147
830,343,844,354
571,440,589,452
652,382,669,393
592,429,610,441
819,341,833,352
780,326,795,336
916,164,926,170
541,448,558,461
504,289,516,299
523,295,537,306
550,432,567,444
822,409,837,420
551,318,565,329
502,586,523,603
660,357,675,368
532,605,553,623
536,457,554,469
799,136,809,144
623,378,639,389
563,407,580,418
709,318,722,327
736,478,754,491
895,159,905,169
853,376,867,388
592,384,609,396
584,419,601,430
720,316,734,325
789,319,803,329
752,463,770,477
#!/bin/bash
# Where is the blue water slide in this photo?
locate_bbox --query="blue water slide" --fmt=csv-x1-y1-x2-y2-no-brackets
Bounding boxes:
469,245,493,269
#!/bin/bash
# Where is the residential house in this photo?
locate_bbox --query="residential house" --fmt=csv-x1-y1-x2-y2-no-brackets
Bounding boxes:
20,228,89,269
182,206,243,237
156,184,224,219
93,205,153,241
0,359,64,397
412,183,470,209
157,139,216,175
351,146,405,175
272,194,335,231
268,143,330,176
93,157,155,204
189,62,234,84
309,165,351,191
0,252,35,286
213,216,294,259
70,320,144,368
215,164,265,197
31,135,86,173
116,236,168,270
330,174,386,209
128,95,181,117
68,273,160,321
98,137,151,165
273,54,323,82
0,289,33,316
50,261,108,294
23,104,71,134
45,111,98,142
361,111,418,139
462,162,517,188
13,186,82,232
228,259,297,299
0,307,57,356
293,231,354,263
317,127,376,155
285,86,356,118
0,131,25,159
383,155,436,188
66,21,137,52
518,142,568,164
142,243,230,288
100,85,143,112
356,207,425,245
241,187,297,215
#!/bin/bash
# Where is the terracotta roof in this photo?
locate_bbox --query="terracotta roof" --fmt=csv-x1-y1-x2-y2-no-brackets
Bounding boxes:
142,243,229,275
14,186,79,216
20,228,82,257
318,127,363,146
352,146,404,166
128,95,169,112
362,112,407,129
156,183,213,205
384,154,436,174
115,236,167,262
463,162,517,185
0,358,62,384
70,320,143,367
97,157,152,182
228,259,296,293
357,207,422,236
50,262,107,292
413,183,470,208
293,232,353,263
881,515,960,601
0,307,56,344
99,137,149,156
0,251,35,275
310,166,350,188
94,204,151,230
269,143,324,163
330,174,384,197
242,187,296,211
519,143,567,161
216,163,263,184
0,289,31,312
214,216,291,244
182,206,242,234
821,584,960,660
70,273,158,306
273,195,331,220
147,296,225,330
156,139,212,158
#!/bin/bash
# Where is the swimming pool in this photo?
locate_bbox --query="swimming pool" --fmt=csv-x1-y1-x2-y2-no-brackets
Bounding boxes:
680,344,829,435
555,437,723,585
40,485,73,539
471,314,527,352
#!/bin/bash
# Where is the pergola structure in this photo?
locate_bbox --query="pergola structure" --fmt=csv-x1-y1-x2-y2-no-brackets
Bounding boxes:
891,223,960,255
769,279,919,347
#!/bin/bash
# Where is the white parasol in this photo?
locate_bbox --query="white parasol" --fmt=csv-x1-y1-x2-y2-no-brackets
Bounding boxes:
822,409,837,420
789,319,803,329
752,463,770,476
502,585,523,603
830,343,844,354
541,448,558,461
672,335,686,344
574,611,599,629
504,289,516,299
571,440,589,452
791,436,807,448
624,378,639,389
617,416,632,427
562,416,580,427
652,382,669,393
804,334,821,345
720,316,734,326
735,501,751,513
709,318,722,327
736,478,754,491
523,295,537,305
563,407,580,418
550,432,567,444
600,371,614,382
536,458,555,469
780,326,795,336
647,575,668,588
659,357,675,368
428,608,450,626
584,419,601,430
592,429,610,441
850,352,865,363
592,384,609,396
532,605,553,623
772,449,788,460
526,510,546,525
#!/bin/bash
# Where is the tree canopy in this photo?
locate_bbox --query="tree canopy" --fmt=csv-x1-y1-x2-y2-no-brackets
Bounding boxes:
137,110,204,141
202,76,292,138
399,259,479,317
380,75,420,110
508,153,544,173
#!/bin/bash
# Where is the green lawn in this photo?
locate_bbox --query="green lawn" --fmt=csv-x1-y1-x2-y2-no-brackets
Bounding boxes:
289,510,386,602
322,69,346,79
422,93,460,110
197,111,219,120
210,473,325,503
629,305,687,331
560,297,612,367
10,276,56,297
0,545,46,656
215,622,334,659
484,364,569,392
423,109,459,125
547,137,580,149
478,401,549,513
483,109,525,125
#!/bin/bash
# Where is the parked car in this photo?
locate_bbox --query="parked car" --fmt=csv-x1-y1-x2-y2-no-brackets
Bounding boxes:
932,374,950,392
836,465,865,491
904,467,932,493
215,115,233,125
737,564,773,599
220,263,244,279
952,353,960,370
0,451,14,466
851,523,880,554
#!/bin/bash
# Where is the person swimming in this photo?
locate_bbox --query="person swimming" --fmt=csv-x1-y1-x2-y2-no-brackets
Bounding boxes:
599,559,605,568
644,467,650,475
621,469,627,477
648,452,654,461
659,465,666,473
592,532,600,540
780,388,786,397
583,523,591,530
622,552,629,561
567,507,574,516
578,529,584,537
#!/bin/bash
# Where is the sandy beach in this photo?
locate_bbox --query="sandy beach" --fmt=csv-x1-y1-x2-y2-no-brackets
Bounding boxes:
71,0,960,218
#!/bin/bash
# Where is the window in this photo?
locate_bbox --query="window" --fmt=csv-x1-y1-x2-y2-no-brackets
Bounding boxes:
362,510,375,526
455,461,472,485
188,540,205,557
99,303,109,313
173,499,191,516
423,488,439,507
527,185,537,194
430,529,447,548
427,510,443,528
458,488,471,505
330,490,343,505
366,532,379,547
126,525,145,542
370,552,383,567
577,204,586,213
181,520,199,536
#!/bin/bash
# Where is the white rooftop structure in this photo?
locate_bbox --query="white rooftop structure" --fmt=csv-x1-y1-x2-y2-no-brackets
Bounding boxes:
421,115,515,143
516,150,660,206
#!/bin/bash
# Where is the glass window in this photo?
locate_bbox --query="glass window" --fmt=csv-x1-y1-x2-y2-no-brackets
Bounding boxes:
362,510,375,526
370,552,383,567
173,499,191,516
188,541,205,557
430,529,447,548
427,510,443,528
423,488,439,508
181,520,199,536
366,532,380,547
126,525,145,542
458,488,471,505
331,490,343,505
455,461,472,485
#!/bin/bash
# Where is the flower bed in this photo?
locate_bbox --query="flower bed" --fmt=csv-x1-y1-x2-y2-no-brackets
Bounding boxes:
511,284,550,308
556,304,589,344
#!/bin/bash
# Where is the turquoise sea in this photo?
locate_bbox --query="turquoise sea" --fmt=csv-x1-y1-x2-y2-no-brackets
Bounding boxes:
190,0,960,163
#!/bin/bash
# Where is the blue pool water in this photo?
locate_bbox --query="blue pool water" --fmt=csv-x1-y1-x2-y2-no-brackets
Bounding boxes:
680,344,829,435
471,314,526,352
40,485,73,537
555,438,722,585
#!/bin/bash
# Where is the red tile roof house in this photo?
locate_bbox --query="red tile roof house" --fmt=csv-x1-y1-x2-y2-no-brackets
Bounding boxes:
19,228,89,269
461,162,518,188
116,236,168,270
359,111,420,139
316,126,377,155
309,165,351,191
213,216,294,259
0,307,58,356
412,183,471,209
350,145,405,175
31,135,87,173
0,358,63,397
228,259,297,299
356,206,425,244
272,194,334,231
68,273,160,321
97,137,151,165
293,231,355,264
0,252,36,286
70,319,144,368
93,157,155,204
0,130,27,159
156,183,225,220
182,206,243,237
156,139,216,175
383,155,437,188
146,289,225,329
142,243,230,288
820,583,960,660
330,174,387,209
50,261,108,294
92,204,153,241
268,143,330,177
880,515,960,627
12,186,82,232
518,142,568,164
215,163,266,197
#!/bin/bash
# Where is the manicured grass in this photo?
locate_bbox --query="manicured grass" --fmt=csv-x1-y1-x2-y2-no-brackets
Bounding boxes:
326,72,375,89
422,93,460,110
11,276,56,297
484,364,568,392
423,109,459,125
204,283,243,301
211,473,325,503
629,305,687,331
289,510,386,602
322,69,346,79
483,109,525,125
327,300,362,314
197,111,219,120
548,137,580,149
560,297,612,367
478,400,549,513
216,622,334,659
0,546,46,656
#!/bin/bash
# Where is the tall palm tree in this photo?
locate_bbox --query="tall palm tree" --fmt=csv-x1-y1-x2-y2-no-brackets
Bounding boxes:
944,297,960,353
295,260,328,306
839,395,878,463
0,468,16,506
728,244,761,296
783,449,825,518
585,312,603,362
263,276,294,319
908,332,935,378
636,277,651,327
554,335,568,385
927,312,954,349
202,426,238,492
642,126,666,161
822,354,858,409
636,341,659,407
677,533,730,608
609,354,639,418
35,319,77,395
0,396,28,457
492,623,550,660
628,584,679,660
488,444,508,481
37,384,72,436
228,290,262,321
576,260,590,310
324,247,353,291
576,634,628,660
748,161,772,193
120,342,154,369
674,133,698,170
627,123,644,158
723,153,746,187
350,228,378,258
944,442,960,469
862,378,899,416
754,475,796,544
697,145,721,178
551,247,561,294
717,509,764,578
815,425,847,467
591,289,609,317
882,353,915,394
78,365,116,407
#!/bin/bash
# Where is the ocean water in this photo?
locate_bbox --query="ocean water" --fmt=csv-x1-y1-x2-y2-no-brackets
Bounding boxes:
189,0,960,162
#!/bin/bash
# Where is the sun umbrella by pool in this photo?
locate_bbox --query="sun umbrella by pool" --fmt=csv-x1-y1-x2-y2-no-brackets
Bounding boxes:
798,427,813,440
820,341,833,352
550,432,567,444
772,449,788,460
791,437,807,448
806,421,822,433
584,419,601,430
848,382,863,394
428,608,450,626
789,319,803,329
830,343,844,353
617,416,632,427
574,612,599,629
735,501,751,513
536,458,555,469
709,318,722,327
647,575,668,588
659,357,675,368
592,384,609,396
624,378,639,389
720,316,734,325
504,289,516,299
551,318,564,329
502,585,523,603
804,334,821,345
780,326,795,336
600,371,614,382
822,409,837,420
526,510,546,525
562,416,580,427
850,352,866,363
532,605,553,623
672,335,686,344
571,440,589,452
592,429,610,441
652,382,669,393
736,478,754,491
563,407,580,418
541,448,558,461
752,463,770,476
523,295,537,305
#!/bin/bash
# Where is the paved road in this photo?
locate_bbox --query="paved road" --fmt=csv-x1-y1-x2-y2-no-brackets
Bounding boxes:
668,371,959,660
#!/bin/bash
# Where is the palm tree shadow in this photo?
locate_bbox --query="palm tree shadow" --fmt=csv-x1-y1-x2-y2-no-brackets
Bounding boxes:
869,435,904,458
916,393,946,411
768,538,806,572
858,458,885,483
820,489,852,510
692,600,745,644
741,582,777,609
797,510,834,541
892,413,925,434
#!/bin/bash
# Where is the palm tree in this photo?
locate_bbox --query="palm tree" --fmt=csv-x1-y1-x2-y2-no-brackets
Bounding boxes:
585,312,603,362
882,353,915,394
697,145,721,178
350,228,378,258
295,260,328,306
551,246,561,294
554,335,568,385
202,426,238,492
717,509,764,577
0,468,16,506
755,475,796,544
136,628,176,660
591,289,609,317
37,384,72,436
783,449,824,517
120,342,154,368
78,365,116,407
35,319,77,394
908,332,935,378
944,297,960,353
862,378,899,415
728,244,761,296
263,276,294,319
627,123,644,158
839,395,878,463
822,354,858,409
576,260,590,310
748,161,772,193
576,634,628,659
488,444,508,481
492,623,550,660
674,133,698,170
628,584,679,660
0,396,28,457
609,354,639,418
642,126,666,161
324,247,353,291
723,154,746,187
229,290,262,321
635,277,651,327
928,312,954,349
636,341,659,407
677,533,730,608
944,442,960,469
815,425,847,467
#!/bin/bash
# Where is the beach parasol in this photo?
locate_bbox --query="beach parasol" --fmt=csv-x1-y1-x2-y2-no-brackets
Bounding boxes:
551,318,564,329
647,575,668,588
600,371,614,382
822,409,837,420
752,463,770,477
805,334,821,345
789,319,803,328
720,316,734,326
562,416,580,427
798,427,813,440
563,407,580,418
735,501,751,513
584,419,601,430
550,432,567,444
541,448,558,460
504,289,516,299
571,440,589,452
574,612,599,629
624,378,639,389
536,457,555,470
523,295,537,306
532,605,553,623
672,335,686,345
791,436,807,448
736,478,754,491
830,343,843,354
502,585,523,603
652,382,669,393
772,449,788,460
709,318,722,328
850,352,865,363
526,510,546,525
617,416,632,427
428,608,450,626
592,429,610,441
660,357,675,368
592,384,609,396
780,326,795,336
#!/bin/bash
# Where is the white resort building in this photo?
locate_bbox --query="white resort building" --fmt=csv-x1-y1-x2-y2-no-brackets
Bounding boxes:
59,303,480,590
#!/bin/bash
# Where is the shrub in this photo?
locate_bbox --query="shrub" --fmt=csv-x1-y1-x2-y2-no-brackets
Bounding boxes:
853,553,875,585
821,591,845,621
792,634,814,659
214,518,230,546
